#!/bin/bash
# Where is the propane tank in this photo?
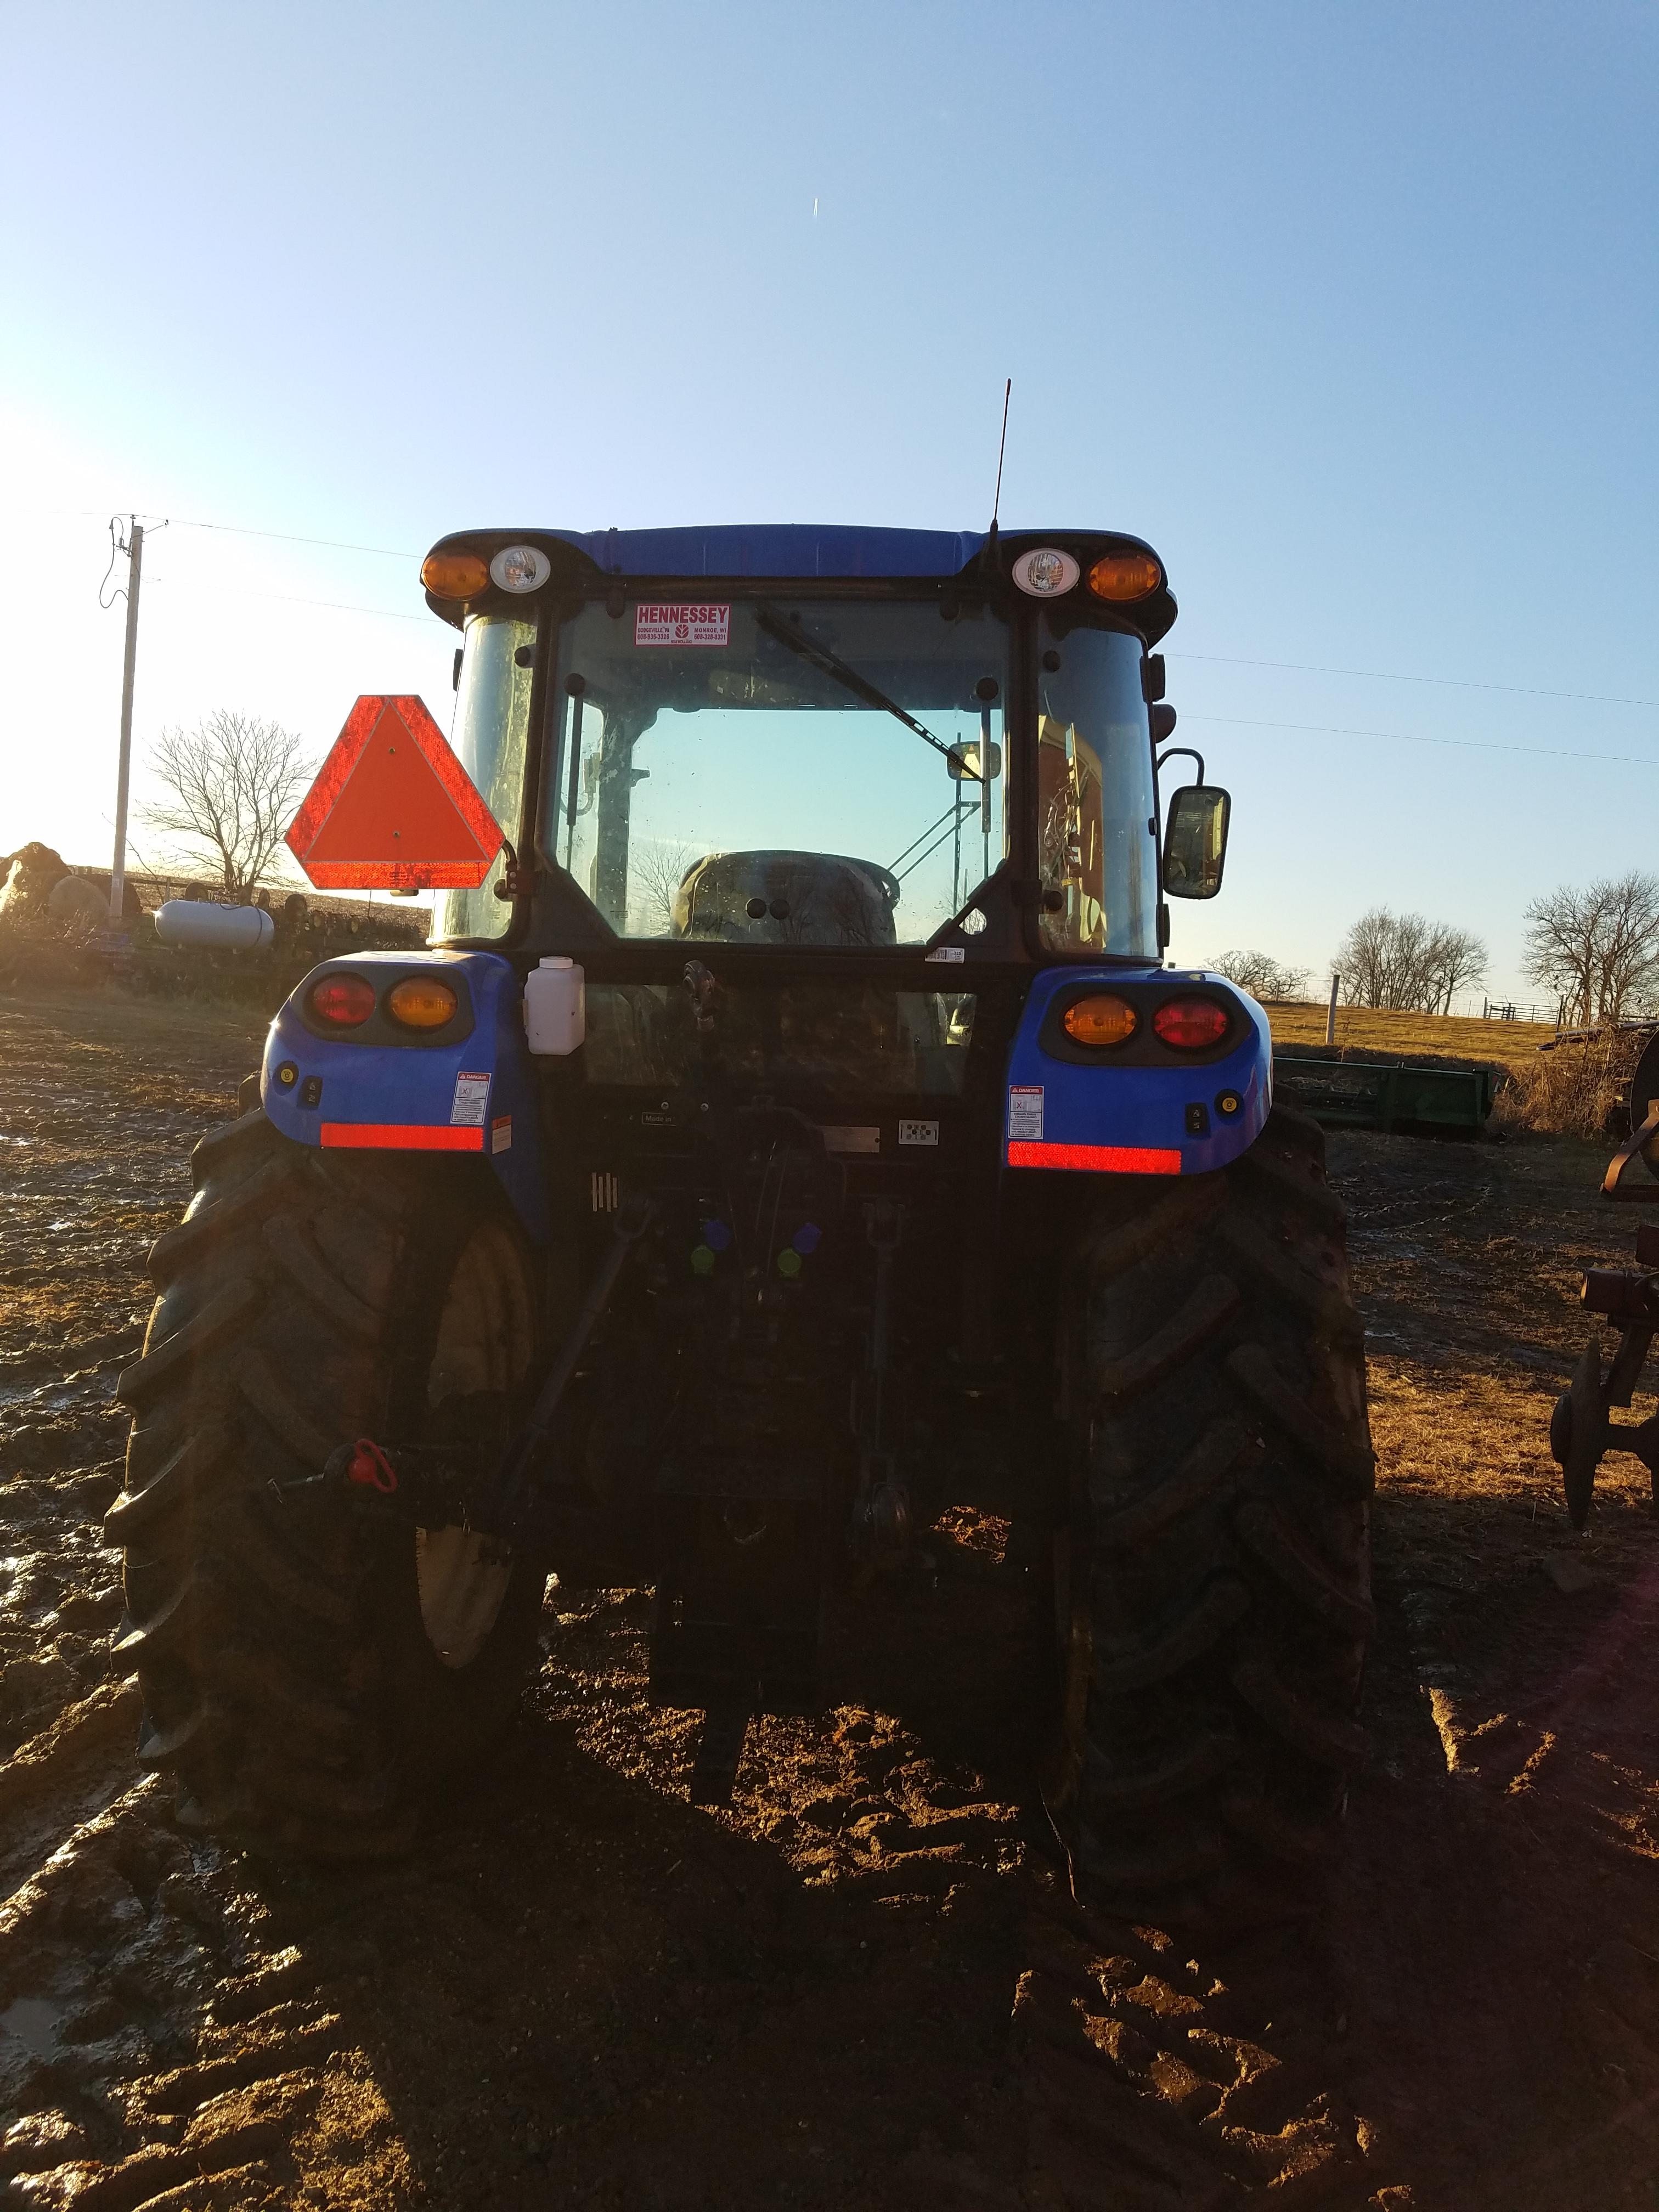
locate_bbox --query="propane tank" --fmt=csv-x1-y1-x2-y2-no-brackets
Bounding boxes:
524,957,585,1054
154,901,276,951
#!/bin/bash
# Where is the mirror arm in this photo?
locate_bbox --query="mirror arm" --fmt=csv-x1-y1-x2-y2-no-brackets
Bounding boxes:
1155,745,1206,785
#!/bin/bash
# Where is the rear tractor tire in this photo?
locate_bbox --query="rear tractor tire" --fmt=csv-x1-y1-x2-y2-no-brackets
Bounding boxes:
110,1107,546,1857
1048,1103,1374,1931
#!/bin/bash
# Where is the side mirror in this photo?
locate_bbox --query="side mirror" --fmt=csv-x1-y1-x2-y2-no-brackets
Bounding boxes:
1163,784,1231,900
947,741,1002,782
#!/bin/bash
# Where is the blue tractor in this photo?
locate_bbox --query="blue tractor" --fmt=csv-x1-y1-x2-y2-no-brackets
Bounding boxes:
112,525,1374,1927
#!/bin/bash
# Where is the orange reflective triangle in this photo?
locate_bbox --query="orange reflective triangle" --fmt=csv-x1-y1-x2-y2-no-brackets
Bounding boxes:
285,696,505,890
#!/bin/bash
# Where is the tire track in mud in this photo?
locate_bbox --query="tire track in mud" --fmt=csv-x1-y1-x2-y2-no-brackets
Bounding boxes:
1,995,265,1771
27,1005,1659,2209
0,995,1408,2208
0,1751,413,2208
0,1562,1403,2209
0,998,402,2206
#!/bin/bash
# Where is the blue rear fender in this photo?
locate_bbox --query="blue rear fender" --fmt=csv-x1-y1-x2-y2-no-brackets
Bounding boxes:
261,950,547,1239
1002,967,1272,1178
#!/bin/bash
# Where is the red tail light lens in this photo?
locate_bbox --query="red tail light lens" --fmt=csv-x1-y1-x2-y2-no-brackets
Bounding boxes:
1152,996,1231,1051
309,974,377,1027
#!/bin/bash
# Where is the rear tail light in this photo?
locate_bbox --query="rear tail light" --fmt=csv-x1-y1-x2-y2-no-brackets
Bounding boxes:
1062,993,1139,1047
386,977,459,1029
1152,996,1231,1050
309,975,377,1027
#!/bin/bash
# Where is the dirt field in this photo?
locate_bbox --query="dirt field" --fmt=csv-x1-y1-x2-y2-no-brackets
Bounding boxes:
4,988,1658,2209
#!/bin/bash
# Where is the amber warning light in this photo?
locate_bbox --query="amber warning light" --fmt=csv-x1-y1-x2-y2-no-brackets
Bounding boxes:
284,696,504,891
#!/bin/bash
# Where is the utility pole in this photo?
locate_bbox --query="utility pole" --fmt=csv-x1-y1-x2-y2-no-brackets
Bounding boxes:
1325,972,1340,1048
109,519,144,926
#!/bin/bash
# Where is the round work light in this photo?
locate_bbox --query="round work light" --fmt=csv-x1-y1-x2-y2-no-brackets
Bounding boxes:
1012,548,1080,596
490,544,552,593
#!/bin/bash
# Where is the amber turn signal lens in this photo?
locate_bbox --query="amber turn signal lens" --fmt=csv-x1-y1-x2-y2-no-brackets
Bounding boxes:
1086,552,1163,601
1152,996,1231,1050
421,551,490,599
1062,992,1139,1047
386,977,459,1029
309,975,377,1027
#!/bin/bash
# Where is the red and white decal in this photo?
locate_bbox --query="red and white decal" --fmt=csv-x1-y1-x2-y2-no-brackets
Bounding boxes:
451,1071,490,1126
490,1115,512,1154
1007,1085,1044,1142
634,602,730,648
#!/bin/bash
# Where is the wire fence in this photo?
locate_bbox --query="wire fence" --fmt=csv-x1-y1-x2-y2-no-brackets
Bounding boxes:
1252,989,1566,1026
1472,996,1564,1026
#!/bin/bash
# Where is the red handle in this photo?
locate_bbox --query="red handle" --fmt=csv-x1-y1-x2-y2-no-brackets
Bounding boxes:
346,1437,399,1493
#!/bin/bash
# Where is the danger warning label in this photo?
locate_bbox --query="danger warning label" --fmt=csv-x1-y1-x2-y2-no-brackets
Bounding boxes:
450,1071,490,1126
635,603,730,648
1008,1086,1044,1141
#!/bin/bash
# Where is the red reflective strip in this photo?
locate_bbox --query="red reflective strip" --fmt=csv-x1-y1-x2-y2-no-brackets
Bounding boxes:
320,1122,483,1151
301,859,494,889
1007,1139,1183,1175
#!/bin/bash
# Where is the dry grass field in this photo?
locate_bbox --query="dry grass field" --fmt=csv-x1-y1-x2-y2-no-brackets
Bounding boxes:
1259,1001,1647,1139
1263,1000,1556,1071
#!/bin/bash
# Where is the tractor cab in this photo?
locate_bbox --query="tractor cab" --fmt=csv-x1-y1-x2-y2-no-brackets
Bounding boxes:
394,526,1238,1160
420,526,1192,966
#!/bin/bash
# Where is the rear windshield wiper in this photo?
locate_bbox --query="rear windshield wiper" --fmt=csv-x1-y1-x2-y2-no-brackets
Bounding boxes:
754,605,980,778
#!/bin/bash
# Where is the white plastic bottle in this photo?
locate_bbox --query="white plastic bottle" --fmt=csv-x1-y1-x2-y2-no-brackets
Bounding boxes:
523,957,585,1054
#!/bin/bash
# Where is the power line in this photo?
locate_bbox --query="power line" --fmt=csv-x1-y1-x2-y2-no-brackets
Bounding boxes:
1182,710,1659,770
166,518,419,559
48,507,417,559
51,504,1659,710
247,589,436,623
1170,649,1659,713
133,569,439,625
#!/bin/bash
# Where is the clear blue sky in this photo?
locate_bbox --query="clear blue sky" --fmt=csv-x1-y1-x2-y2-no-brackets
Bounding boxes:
2,0,1654,1001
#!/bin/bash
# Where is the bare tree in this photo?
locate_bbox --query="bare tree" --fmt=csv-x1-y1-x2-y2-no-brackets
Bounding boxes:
142,712,313,898
1523,872,1659,1026
1331,908,1396,1009
627,840,701,936
1207,949,1312,1001
1421,923,1489,1015
1332,906,1487,1013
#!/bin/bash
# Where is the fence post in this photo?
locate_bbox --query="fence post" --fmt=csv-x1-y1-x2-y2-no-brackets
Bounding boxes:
1325,973,1340,1048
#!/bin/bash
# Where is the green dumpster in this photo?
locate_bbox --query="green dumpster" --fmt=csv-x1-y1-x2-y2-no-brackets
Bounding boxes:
1272,1055,1495,1136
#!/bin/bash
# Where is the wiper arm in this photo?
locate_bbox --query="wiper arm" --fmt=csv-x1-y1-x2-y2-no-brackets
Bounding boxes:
755,605,980,777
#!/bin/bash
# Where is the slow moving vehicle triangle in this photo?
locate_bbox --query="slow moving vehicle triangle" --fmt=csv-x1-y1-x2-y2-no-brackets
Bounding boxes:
285,695,503,889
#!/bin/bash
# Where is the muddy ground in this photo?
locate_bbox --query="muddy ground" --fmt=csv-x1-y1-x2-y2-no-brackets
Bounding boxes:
3,988,1658,2209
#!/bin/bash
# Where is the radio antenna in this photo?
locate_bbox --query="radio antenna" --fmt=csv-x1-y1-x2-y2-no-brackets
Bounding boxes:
990,378,1012,531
